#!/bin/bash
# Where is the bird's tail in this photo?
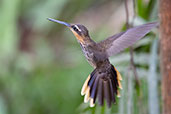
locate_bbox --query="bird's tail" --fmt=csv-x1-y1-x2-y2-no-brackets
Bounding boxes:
81,65,122,108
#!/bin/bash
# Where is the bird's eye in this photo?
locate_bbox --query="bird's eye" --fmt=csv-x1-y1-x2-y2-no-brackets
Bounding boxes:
72,26,79,32
73,27,78,31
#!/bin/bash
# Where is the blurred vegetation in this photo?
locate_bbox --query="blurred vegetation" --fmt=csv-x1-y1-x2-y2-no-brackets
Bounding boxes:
0,0,159,114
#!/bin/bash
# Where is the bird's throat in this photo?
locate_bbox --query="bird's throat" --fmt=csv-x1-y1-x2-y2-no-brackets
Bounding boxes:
74,33,85,43
70,29,84,43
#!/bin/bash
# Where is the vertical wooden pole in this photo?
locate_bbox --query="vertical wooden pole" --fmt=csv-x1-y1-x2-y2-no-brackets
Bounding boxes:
160,0,171,114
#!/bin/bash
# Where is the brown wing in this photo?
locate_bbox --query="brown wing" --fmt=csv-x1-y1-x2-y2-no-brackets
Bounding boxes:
98,22,158,57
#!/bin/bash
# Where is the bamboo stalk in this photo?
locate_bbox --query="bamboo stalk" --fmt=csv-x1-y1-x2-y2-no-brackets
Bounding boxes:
148,39,160,114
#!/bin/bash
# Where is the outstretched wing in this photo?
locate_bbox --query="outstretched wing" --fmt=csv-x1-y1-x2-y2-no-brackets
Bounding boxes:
98,22,158,57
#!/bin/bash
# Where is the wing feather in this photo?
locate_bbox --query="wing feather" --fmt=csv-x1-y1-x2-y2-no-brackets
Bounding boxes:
98,22,158,57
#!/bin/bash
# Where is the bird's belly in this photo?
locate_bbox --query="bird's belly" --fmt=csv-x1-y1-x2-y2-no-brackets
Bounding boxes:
84,52,97,67
80,43,99,67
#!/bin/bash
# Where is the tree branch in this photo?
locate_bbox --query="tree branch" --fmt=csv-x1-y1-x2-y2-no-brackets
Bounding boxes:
124,0,140,86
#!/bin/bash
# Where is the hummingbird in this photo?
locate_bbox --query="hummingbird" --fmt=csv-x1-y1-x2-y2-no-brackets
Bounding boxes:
48,18,157,108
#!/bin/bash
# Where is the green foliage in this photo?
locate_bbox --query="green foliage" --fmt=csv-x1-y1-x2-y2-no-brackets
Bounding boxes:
0,0,159,114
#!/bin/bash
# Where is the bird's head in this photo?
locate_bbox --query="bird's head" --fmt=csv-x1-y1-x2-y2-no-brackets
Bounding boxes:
48,18,90,44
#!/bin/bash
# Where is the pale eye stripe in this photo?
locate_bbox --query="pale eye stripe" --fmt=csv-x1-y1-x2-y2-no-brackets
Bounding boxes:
74,25,82,32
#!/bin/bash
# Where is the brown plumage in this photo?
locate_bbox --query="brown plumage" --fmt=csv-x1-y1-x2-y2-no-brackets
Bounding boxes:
48,18,158,108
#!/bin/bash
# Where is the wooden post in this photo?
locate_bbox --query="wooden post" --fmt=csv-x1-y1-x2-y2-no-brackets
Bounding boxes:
160,0,171,114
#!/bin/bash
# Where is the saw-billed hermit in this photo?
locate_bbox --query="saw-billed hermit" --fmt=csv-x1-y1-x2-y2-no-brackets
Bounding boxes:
48,18,157,108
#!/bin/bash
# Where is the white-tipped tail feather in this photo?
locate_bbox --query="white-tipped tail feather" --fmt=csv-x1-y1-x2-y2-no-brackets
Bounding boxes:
81,75,95,107
118,80,123,89
90,98,95,107
84,87,90,103
81,75,90,96
117,90,121,98
116,69,122,81
81,65,123,108
114,67,123,90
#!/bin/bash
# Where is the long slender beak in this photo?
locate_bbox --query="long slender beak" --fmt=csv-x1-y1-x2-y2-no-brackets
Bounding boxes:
47,18,70,27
